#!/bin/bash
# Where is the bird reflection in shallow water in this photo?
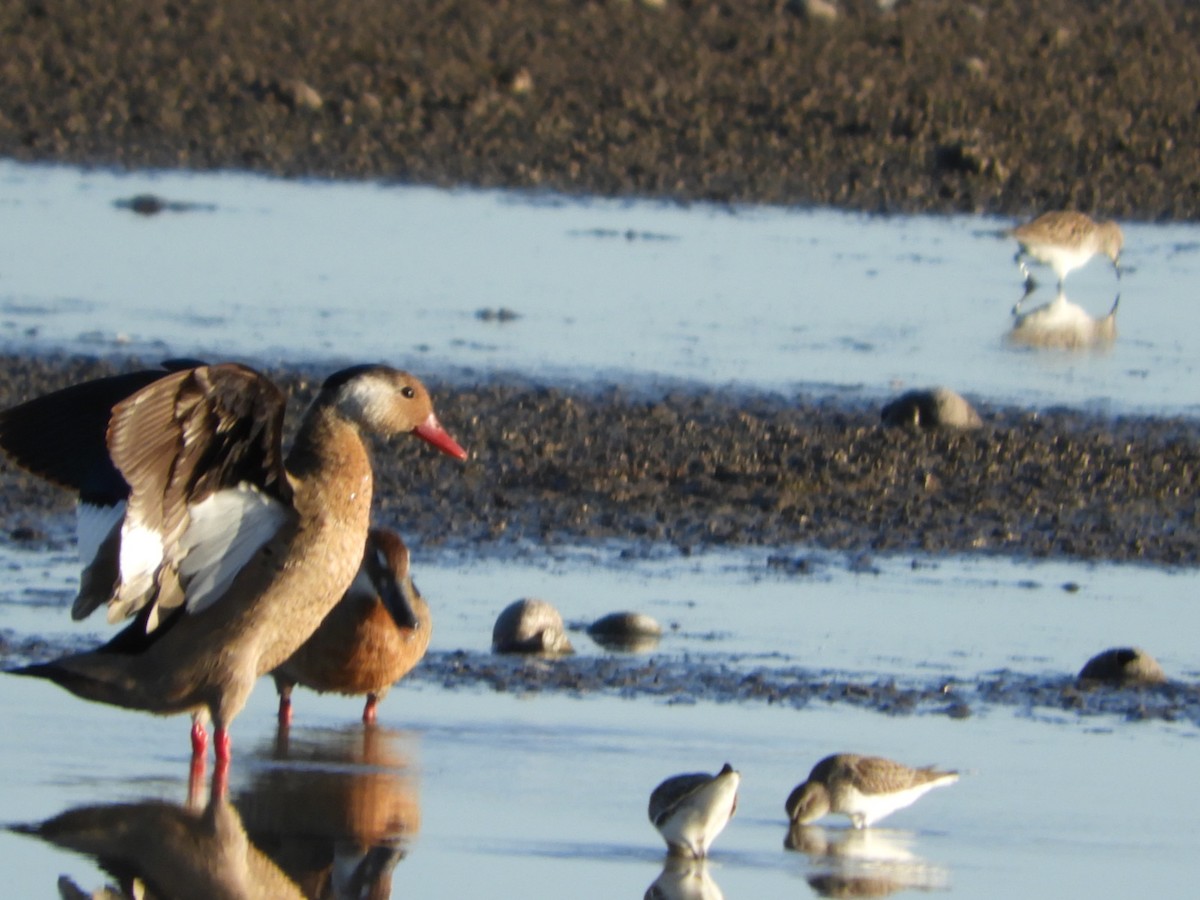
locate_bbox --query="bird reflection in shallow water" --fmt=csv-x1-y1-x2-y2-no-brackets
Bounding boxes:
13,725,420,900
1007,289,1118,350
644,856,726,900
15,792,305,900
238,724,421,900
785,824,950,898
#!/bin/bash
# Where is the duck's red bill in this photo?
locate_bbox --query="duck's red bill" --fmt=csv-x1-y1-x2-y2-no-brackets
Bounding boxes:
413,413,467,460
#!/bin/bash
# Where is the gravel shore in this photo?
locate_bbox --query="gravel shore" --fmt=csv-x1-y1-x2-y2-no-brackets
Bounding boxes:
1,2,1197,569
3,0,1200,219
2,354,1197,566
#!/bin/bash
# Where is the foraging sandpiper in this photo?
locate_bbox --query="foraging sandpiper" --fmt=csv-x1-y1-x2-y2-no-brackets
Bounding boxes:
649,763,740,858
1009,211,1123,292
785,754,957,829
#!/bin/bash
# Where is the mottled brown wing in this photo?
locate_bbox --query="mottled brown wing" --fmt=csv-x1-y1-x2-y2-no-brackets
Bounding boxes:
849,756,937,793
104,364,291,621
107,364,291,531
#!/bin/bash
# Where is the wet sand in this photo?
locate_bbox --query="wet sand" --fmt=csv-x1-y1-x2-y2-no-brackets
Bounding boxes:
3,0,1200,219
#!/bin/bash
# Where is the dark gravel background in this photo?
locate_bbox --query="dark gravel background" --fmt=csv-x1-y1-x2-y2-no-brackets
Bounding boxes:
1,1,1198,570
2,354,1198,566
2,0,1199,218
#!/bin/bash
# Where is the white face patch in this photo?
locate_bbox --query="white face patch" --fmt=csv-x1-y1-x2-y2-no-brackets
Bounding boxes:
337,374,396,428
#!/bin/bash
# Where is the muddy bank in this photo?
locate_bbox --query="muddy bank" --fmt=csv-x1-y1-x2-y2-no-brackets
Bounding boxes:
2,353,1197,566
408,649,1200,726
2,1,1199,219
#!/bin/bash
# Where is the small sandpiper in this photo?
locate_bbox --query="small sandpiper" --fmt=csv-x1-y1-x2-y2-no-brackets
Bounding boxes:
1009,211,1123,292
785,754,958,829
649,763,740,858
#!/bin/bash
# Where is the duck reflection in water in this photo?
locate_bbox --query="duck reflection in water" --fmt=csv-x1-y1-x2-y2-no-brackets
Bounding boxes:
16,792,305,900
1007,289,1118,350
241,724,421,900
13,725,420,900
785,823,950,898
644,856,726,900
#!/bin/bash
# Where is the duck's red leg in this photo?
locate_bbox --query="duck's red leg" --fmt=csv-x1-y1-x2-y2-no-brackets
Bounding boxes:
362,693,379,725
190,717,208,758
211,727,232,797
187,716,209,808
277,694,293,728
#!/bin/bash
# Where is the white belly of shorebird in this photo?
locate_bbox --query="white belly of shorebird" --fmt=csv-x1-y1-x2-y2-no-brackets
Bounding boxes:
843,775,956,828
1025,242,1095,277
660,777,739,855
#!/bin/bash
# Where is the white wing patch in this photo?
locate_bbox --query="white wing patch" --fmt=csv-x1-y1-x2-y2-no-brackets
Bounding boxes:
114,520,166,619
76,501,125,566
176,484,290,615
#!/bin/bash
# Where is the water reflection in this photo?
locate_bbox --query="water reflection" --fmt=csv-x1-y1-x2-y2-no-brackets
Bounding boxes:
644,856,725,900
785,824,950,897
16,794,306,899
238,725,421,899
1007,289,1119,349
13,725,420,900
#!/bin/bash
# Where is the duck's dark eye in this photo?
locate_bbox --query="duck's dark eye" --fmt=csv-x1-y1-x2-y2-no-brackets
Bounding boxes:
401,386,416,399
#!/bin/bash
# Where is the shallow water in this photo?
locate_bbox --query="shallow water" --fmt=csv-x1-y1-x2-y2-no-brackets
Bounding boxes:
3,160,1200,414
1,160,1198,897
2,544,1199,897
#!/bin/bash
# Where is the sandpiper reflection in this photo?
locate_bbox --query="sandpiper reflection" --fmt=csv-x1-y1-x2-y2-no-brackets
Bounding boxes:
786,823,950,898
644,856,726,900
237,724,422,900
1007,289,1118,350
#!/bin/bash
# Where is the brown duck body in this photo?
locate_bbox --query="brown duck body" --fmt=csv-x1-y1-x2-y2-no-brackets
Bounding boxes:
273,528,432,724
42,401,374,730
2,363,466,770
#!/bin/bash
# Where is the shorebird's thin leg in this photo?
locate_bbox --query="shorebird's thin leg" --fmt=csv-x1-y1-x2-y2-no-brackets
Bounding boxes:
1014,250,1036,292
1012,282,1035,315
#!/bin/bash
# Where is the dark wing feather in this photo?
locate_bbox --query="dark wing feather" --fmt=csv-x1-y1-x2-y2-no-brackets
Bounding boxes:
107,364,291,539
0,370,169,504
104,364,291,623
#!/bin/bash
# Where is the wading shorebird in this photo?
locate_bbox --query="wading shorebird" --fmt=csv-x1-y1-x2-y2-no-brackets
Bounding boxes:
1009,210,1123,293
272,527,432,727
786,753,958,829
0,362,466,792
649,763,740,858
